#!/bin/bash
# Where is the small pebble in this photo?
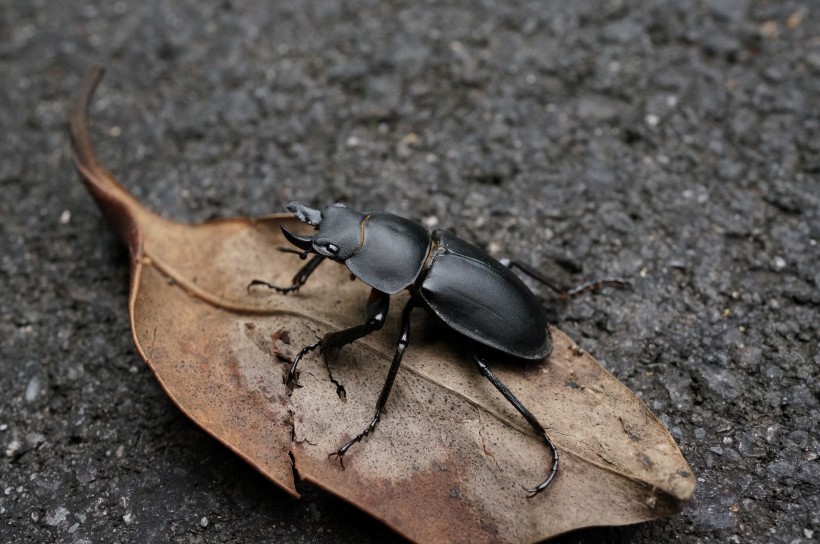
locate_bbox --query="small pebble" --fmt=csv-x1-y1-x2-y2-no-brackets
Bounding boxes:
25,377,40,402
5,440,21,458
45,506,69,526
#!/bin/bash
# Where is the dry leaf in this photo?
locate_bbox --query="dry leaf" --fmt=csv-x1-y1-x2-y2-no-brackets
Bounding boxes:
70,66,695,543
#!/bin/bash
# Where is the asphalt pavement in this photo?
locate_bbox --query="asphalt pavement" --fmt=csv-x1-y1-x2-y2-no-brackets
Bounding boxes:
1,1,818,542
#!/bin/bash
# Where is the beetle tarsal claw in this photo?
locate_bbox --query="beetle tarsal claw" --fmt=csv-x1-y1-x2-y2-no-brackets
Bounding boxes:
328,450,347,469
522,485,539,498
283,339,323,390
284,370,302,389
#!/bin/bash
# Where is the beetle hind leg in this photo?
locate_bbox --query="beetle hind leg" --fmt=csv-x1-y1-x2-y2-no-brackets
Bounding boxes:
501,259,630,299
329,298,416,466
565,278,631,297
470,353,559,497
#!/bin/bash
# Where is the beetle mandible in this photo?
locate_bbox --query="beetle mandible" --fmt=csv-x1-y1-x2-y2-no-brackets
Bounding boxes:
251,201,597,496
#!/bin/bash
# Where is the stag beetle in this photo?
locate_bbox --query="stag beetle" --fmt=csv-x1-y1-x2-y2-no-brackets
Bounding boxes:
250,202,625,496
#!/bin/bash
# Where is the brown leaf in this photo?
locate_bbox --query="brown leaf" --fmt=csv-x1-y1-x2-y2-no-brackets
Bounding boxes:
70,66,695,543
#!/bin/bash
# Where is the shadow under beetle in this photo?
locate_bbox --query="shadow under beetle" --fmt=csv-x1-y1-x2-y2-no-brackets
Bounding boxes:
251,202,625,496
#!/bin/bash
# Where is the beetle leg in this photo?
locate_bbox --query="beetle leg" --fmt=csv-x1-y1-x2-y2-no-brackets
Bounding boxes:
470,353,559,497
565,278,631,297
320,289,389,353
330,298,415,467
501,259,629,299
247,254,326,294
285,339,322,388
286,289,389,389
500,259,566,294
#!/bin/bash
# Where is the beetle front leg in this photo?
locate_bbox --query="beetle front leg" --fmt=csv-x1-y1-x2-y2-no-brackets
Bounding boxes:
284,339,322,388
248,254,326,294
285,289,389,388
320,289,389,353
470,352,559,497
330,298,415,467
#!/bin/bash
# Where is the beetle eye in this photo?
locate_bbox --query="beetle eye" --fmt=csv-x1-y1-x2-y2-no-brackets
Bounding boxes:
325,243,340,255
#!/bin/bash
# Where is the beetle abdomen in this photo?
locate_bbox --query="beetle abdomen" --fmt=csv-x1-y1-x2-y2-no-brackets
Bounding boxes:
416,231,551,361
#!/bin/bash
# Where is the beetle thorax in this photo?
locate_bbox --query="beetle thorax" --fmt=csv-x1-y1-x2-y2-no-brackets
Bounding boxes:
343,212,432,294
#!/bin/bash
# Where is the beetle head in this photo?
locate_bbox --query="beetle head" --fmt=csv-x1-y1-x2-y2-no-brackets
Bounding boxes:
281,201,364,262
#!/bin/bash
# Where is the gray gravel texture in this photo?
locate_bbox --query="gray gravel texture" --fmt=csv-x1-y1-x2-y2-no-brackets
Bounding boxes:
1,1,818,543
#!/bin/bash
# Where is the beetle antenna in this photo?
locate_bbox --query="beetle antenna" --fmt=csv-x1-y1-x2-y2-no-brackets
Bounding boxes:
277,246,311,260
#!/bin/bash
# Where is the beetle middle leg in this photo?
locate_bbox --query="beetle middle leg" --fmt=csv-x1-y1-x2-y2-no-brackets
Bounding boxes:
470,352,559,497
286,289,389,387
501,259,630,299
248,254,326,294
329,298,415,467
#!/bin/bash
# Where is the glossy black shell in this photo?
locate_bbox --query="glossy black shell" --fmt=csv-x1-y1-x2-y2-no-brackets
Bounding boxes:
288,202,552,361
415,230,551,361
346,212,431,295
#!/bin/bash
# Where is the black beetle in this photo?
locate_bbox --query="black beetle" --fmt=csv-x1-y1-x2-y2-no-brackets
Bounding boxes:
250,202,623,496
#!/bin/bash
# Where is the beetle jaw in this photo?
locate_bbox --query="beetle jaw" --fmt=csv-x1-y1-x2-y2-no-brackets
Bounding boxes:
280,224,314,252
279,224,348,262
